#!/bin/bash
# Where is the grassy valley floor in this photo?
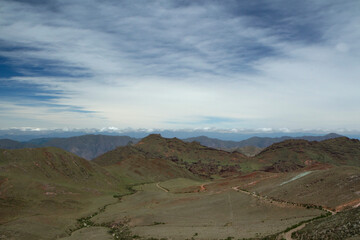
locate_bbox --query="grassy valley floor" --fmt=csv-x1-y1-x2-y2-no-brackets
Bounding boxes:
71,178,323,240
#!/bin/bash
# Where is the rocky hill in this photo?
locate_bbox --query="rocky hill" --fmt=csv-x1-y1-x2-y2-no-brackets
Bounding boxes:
256,137,360,172
93,134,253,178
93,134,360,177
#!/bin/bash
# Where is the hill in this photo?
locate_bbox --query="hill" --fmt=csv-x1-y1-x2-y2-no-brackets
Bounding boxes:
97,134,263,178
184,133,343,150
256,137,360,171
0,147,131,239
94,135,360,178
1,135,359,239
135,134,247,163
94,134,259,178
0,133,344,160
0,147,122,216
93,145,198,185
234,166,360,210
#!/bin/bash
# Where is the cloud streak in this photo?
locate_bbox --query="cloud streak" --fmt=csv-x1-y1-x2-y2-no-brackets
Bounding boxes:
0,0,359,130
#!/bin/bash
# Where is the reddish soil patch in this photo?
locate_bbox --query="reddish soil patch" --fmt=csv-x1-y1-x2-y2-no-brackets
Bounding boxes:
302,163,333,171
217,182,230,187
43,151,53,160
335,198,360,212
238,172,259,179
245,180,260,187
236,172,280,189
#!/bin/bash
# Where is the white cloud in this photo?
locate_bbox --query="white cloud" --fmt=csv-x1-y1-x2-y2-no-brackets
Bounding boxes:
0,0,359,130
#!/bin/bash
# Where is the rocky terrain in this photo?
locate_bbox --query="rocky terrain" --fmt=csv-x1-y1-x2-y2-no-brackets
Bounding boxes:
0,134,359,239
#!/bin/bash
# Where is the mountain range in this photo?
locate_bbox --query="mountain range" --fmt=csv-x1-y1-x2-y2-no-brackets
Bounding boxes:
0,133,359,239
0,133,343,160
2,128,358,142
0,135,138,160
184,132,343,149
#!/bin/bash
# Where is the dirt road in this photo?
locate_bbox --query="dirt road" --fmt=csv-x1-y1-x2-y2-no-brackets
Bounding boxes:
232,186,335,240
281,223,306,240
156,182,169,192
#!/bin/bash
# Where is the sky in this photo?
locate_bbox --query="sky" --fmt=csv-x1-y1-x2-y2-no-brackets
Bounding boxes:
0,0,359,132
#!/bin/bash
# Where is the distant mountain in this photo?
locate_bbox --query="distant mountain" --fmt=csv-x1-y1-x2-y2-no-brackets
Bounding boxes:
184,133,344,150
36,134,139,160
0,139,30,149
0,135,139,160
2,128,358,142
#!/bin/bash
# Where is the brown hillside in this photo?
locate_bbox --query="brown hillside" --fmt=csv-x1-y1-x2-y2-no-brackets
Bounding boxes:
94,135,360,178
0,147,120,187
256,137,360,171
93,134,258,178
136,134,248,162
93,145,197,184
0,147,124,238
237,166,360,210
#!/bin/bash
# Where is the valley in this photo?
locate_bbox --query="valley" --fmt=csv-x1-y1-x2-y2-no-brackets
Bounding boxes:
88,179,323,240
0,134,359,239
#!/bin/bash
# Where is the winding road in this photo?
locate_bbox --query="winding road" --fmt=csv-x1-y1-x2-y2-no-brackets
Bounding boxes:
231,186,335,240
156,182,169,192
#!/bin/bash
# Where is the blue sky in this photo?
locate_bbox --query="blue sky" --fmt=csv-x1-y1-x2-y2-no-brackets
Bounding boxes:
0,0,359,132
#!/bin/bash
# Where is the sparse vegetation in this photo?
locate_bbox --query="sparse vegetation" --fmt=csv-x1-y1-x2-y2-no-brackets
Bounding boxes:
283,212,331,233
292,207,360,239
113,185,137,199
1,135,359,239
152,221,165,225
